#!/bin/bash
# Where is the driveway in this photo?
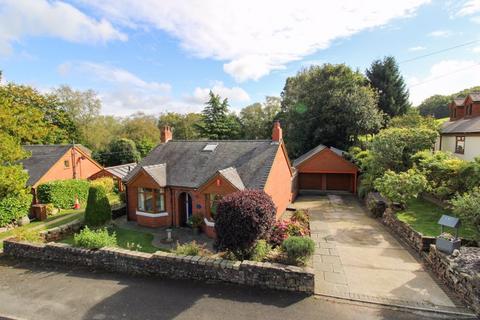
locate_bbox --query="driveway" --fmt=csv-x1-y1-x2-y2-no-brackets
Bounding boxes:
294,194,471,315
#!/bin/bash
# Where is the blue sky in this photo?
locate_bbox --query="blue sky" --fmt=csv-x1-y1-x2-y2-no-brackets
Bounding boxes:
0,0,480,116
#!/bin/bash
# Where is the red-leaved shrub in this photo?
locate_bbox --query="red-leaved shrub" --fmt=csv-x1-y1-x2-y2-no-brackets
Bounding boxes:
214,190,276,259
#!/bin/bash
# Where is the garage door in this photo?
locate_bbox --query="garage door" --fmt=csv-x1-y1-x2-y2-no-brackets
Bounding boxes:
298,173,323,190
326,174,352,192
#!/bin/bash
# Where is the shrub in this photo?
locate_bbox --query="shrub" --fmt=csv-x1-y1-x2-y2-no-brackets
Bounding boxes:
90,177,115,194
214,190,276,260
269,220,289,247
250,240,272,262
187,215,203,228
37,179,90,209
85,185,112,227
45,203,56,215
73,226,116,249
291,209,309,226
0,192,32,227
449,187,480,242
175,241,204,256
374,169,428,207
281,236,315,266
12,228,42,243
286,221,308,237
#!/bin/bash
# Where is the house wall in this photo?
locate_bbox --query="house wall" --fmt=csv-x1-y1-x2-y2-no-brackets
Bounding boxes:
438,134,480,161
264,144,293,218
296,148,357,174
35,147,102,187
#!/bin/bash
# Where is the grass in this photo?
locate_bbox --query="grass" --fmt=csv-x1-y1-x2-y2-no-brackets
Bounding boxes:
397,198,476,239
61,225,163,254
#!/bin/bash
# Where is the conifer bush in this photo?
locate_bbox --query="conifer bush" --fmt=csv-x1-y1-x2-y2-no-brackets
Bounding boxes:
84,185,112,227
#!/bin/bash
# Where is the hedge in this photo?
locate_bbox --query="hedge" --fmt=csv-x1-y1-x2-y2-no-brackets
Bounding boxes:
37,180,90,209
85,185,112,227
0,192,32,227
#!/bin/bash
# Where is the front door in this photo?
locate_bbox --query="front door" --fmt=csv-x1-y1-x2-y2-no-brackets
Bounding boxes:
179,192,193,226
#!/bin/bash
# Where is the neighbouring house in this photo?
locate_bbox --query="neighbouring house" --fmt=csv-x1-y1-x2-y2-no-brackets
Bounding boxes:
20,144,103,203
293,145,359,193
123,122,294,238
89,163,137,192
435,93,480,161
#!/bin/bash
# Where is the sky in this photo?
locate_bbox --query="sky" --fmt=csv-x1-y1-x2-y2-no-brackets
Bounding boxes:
0,0,480,116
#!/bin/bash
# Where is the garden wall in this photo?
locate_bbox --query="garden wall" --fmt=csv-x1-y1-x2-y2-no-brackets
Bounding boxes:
427,245,480,315
39,219,83,242
381,208,435,254
3,239,315,294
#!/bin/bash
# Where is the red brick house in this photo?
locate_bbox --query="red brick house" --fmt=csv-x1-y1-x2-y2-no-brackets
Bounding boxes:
20,144,103,202
89,163,137,192
123,122,294,238
293,145,359,193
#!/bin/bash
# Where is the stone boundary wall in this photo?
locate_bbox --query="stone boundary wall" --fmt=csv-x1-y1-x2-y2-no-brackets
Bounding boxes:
39,219,83,242
3,240,315,294
381,208,435,254
427,245,480,315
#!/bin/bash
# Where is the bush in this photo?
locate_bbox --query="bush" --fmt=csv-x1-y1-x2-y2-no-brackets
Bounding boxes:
0,192,32,227
12,228,42,243
250,240,272,262
37,179,90,209
450,188,480,242
374,169,428,208
73,226,116,249
85,185,112,227
291,209,309,226
269,220,289,247
175,241,205,256
214,190,276,260
187,215,203,228
281,236,315,266
90,177,115,194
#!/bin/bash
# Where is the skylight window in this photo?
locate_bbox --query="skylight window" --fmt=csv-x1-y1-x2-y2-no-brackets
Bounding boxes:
202,143,218,152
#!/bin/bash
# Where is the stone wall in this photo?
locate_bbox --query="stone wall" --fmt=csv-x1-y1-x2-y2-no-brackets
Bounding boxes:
365,192,387,218
381,208,435,254
427,245,480,315
3,239,315,294
39,219,83,242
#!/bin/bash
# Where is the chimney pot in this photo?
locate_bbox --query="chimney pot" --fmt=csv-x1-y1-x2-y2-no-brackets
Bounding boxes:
272,120,282,142
160,125,173,143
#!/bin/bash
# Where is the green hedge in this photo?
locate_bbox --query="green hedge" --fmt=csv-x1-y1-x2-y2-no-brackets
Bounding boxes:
0,192,32,227
85,185,112,227
37,180,90,209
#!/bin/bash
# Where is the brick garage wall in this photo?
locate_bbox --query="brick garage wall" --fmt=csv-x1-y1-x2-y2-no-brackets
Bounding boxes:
3,240,314,294
427,245,480,315
381,208,436,254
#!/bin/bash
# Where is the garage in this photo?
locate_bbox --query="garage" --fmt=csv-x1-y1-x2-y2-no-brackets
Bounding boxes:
294,145,358,193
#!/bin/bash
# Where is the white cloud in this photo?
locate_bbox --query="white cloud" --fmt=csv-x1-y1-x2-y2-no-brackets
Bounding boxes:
186,81,250,105
408,46,426,52
471,15,480,23
456,0,480,16
408,60,480,105
81,0,429,82
473,46,480,53
0,0,126,55
58,61,172,116
428,30,452,37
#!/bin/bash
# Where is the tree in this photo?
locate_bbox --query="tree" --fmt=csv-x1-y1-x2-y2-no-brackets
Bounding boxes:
417,95,451,119
389,109,438,131
94,138,141,166
280,64,383,158
374,169,428,208
158,112,203,140
197,91,234,140
85,185,112,227
450,187,480,242
366,56,410,121
80,115,122,151
239,96,281,139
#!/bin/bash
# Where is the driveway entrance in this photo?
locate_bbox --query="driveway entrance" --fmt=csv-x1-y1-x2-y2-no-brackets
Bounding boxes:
294,194,471,315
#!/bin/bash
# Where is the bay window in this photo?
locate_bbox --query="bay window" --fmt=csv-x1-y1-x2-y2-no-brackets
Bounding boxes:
137,187,165,213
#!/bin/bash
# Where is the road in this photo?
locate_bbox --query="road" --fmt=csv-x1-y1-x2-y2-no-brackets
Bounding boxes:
0,256,459,320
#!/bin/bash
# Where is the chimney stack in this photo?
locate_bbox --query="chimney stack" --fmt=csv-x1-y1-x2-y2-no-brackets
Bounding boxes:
272,120,282,142
160,125,173,143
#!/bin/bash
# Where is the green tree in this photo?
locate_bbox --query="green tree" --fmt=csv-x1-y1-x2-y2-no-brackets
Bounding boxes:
240,96,281,139
158,112,203,140
81,115,122,151
280,64,383,157
94,138,141,166
389,109,438,131
366,56,410,121
417,95,451,119
449,187,480,242
374,169,428,208
197,91,234,140
85,186,112,227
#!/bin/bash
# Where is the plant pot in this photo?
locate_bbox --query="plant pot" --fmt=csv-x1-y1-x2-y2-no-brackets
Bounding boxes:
436,237,461,255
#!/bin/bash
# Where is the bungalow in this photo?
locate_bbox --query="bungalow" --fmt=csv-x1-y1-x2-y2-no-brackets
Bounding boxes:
435,93,480,161
89,163,137,192
20,144,103,202
123,121,294,238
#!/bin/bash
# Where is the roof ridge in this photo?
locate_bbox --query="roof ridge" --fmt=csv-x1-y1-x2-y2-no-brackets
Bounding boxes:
169,139,271,142
105,162,137,169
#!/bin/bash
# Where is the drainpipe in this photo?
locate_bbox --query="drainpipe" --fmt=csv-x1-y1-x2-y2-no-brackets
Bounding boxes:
71,145,77,179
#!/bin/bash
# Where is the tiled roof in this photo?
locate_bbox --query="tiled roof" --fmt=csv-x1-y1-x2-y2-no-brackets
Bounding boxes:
293,144,327,167
453,97,465,106
218,167,245,190
104,163,137,179
470,92,480,102
441,117,480,134
124,140,279,189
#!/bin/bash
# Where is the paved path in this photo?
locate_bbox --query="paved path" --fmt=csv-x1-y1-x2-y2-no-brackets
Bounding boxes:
0,256,464,320
294,194,472,315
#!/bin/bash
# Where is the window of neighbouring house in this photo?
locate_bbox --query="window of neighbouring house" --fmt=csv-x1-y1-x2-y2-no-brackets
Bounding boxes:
207,193,223,218
137,187,165,213
455,136,465,154
64,160,70,168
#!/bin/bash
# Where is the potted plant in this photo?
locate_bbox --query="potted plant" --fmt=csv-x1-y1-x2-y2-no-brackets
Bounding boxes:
436,232,461,254
188,215,203,235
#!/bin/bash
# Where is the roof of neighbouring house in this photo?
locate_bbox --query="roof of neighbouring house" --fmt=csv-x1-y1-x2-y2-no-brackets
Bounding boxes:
104,163,137,179
441,117,480,134
123,140,280,190
452,97,466,106
469,92,480,102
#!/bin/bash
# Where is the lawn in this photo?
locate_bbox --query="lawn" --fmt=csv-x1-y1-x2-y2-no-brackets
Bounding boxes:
397,198,476,239
61,225,164,254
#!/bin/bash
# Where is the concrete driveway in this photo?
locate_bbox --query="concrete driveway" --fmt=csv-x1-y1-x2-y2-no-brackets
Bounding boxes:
294,194,471,315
